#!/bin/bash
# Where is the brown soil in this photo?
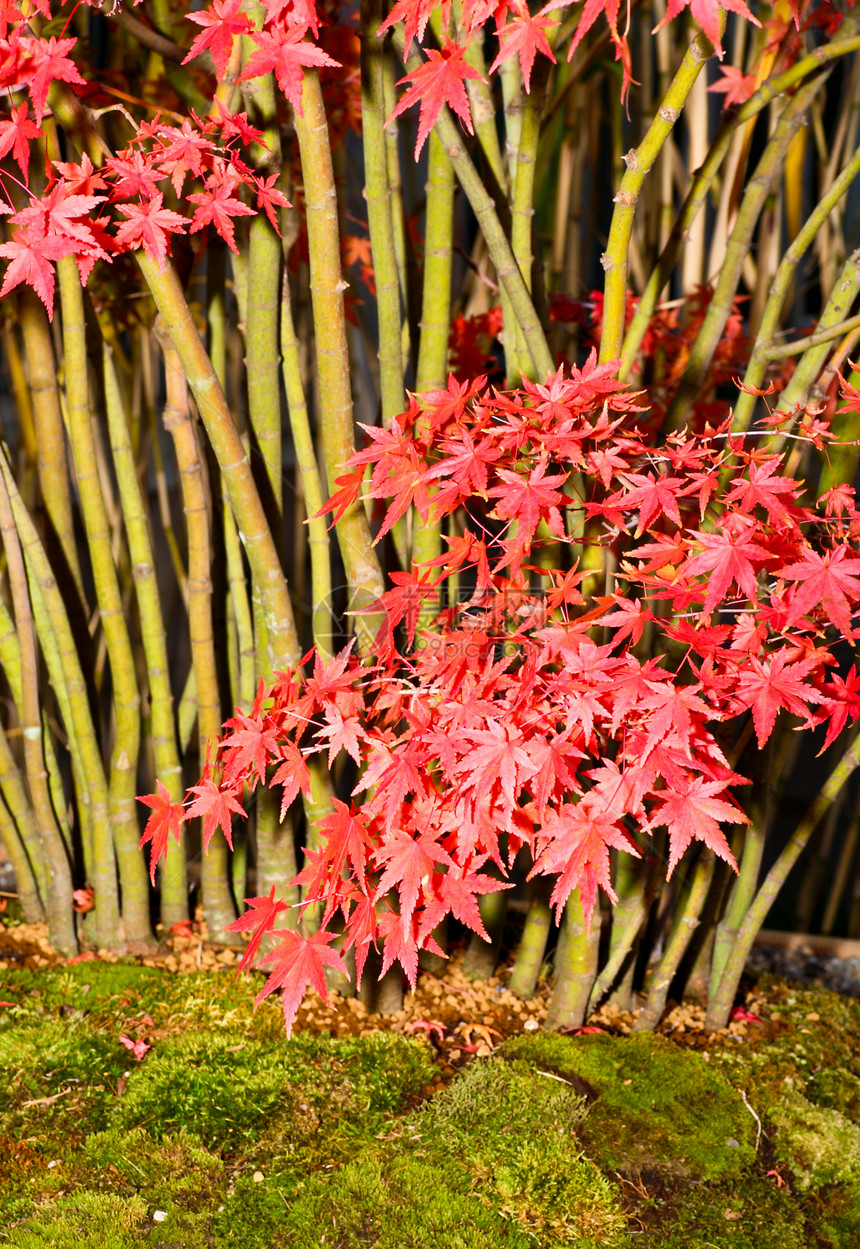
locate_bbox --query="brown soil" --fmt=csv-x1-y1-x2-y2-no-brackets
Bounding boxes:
0,920,781,1068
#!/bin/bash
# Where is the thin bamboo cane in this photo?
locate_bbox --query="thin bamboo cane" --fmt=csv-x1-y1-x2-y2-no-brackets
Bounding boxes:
18,293,85,599
620,27,860,377
0,457,76,953
664,76,824,429
362,0,406,428
0,784,43,922
707,727,860,1030
544,889,600,1031
136,254,303,671
57,257,152,948
599,25,719,368
155,324,238,943
0,719,46,916
634,851,715,1032
293,70,385,648
102,343,188,927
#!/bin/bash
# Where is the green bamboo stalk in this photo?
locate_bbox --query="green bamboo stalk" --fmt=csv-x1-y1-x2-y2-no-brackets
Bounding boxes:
19,292,85,598
508,880,553,999
462,890,508,980
765,249,860,429
293,70,385,647
382,48,413,364
154,324,238,944
598,24,718,368
206,237,256,709
707,728,860,1030
510,62,548,380
0,718,46,917
280,268,334,660
0,787,43,922
664,76,824,430
362,0,406,427
619,28,860,378
415,131,455,394
241,18,285,525
634,851,715,1032
733,145,860,426
101,342,188,927
136,253,303,671
390,32,552,380
57,257,152,948
0,455,76,953
0,593,76,879
544,890,600,1031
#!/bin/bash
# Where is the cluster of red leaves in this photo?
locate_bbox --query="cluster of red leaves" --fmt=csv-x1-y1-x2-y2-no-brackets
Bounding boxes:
141,360,860,1034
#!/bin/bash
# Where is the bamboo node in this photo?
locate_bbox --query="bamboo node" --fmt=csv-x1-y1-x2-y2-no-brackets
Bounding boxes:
622,149,639,169
658,105,680,124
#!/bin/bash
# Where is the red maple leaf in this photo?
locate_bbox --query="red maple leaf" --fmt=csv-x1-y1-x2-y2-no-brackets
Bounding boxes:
778,545,860,640
373,828,453,925
682,520,767,612
644,779,744,877
22,35,87,123
114,194,188,270
255,926,347,1036
378,0,450,53
137,780,186,884
530,795,640,929
655,0,760,58
708,64,758,108
183,0,253,79
0,226,72,318
387,38,482,159
188,176,255,253
489,4,556,93
239,24,341,113
219,707,282,787
269,739,311,818
734,651,825,748
185,776,247,851
225,885,288,973
0,102,41,182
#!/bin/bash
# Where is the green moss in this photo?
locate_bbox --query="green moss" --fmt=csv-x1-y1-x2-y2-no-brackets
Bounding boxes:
638,1173,809,1249
1,1191,148,1248
82,1127,224,1207
111,1030,433,1155
269,1056,626,1249
769,1091,860,1191
502,1031,755,1181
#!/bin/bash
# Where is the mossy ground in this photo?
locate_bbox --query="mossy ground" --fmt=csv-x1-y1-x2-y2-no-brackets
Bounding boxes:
2,947,860,1247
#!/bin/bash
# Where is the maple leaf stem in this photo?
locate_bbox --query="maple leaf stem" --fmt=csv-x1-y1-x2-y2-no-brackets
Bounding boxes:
707,727,860,1031
735,143,860,426
58,257,153,949
137,252,303,670
101,340,188,927
619,21,860,380
293,71,385,650
665,73,827,432
0,451,119,947
599,21,719,371
153,322,239,943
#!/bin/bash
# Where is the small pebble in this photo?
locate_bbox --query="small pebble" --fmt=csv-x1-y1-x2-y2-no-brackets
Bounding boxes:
523,1018,539,1032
